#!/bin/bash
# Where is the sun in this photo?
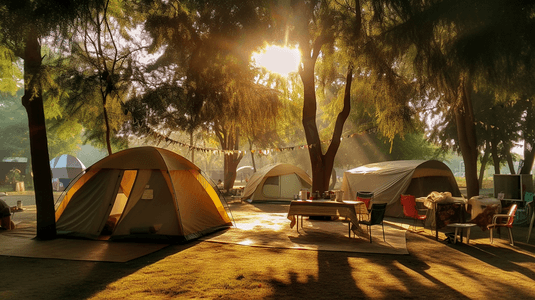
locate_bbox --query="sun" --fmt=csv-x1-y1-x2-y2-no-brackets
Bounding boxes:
252,45,301,76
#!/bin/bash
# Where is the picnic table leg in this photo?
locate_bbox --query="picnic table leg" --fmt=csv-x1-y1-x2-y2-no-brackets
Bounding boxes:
467,227,471,244
528,209,534,243
459,205,464,243
435,203,438,241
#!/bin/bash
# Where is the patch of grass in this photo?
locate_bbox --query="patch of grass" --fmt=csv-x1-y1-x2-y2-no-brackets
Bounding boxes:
0,185,13,192
455,177,494,189
1,182,36,193
481,178,494,189
456,177,495,197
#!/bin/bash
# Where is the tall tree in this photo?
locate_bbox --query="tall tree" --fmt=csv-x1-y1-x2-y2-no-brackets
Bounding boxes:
284,1,354,194
128,0,282,190
53,0,144,155
375,0,535,197
0,46,21,95
0,90,28,159
281,0,416,194
518,98,535,174
0,89,83,161
0,0,96,239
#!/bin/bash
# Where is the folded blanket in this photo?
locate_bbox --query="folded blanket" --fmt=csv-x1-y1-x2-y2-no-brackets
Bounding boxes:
469,204,500,231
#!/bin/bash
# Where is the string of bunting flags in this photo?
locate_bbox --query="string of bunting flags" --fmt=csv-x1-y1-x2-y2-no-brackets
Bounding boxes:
152,127,378,156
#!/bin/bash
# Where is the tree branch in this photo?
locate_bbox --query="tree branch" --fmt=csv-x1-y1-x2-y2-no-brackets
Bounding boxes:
326,65,353,159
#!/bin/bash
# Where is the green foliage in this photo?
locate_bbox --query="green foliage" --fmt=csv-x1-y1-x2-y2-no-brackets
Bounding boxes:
128,0,283,153
0,46,21,95
0,89,83,160
273,103,304,148
428,85,526,171
0,0,116,238
0,90,29,158
49,0,147,153
46,119,83,159
287,0,421,154
5,168,23,184
332,130,443,170
380,132,445,161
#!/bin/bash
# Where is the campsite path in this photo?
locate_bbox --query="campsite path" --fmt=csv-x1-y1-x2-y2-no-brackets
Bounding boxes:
2,194,61,225
1,199,535,299
1,193,63,207
1,194,37,206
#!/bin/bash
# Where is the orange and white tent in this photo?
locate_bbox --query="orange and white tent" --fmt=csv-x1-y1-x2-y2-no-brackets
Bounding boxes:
54,147,232,241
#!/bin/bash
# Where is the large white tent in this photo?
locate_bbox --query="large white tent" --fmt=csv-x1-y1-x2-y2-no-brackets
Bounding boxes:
54,147,232,241
341,160,461,217
242,163,312,201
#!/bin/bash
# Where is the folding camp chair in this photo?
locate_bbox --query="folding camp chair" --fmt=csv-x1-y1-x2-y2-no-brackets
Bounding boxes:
357,191,374,211
360,203,387,243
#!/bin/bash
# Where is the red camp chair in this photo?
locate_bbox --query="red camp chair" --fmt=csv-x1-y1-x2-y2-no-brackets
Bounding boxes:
488,204,517,246
400,194,427,230
357,191,374,211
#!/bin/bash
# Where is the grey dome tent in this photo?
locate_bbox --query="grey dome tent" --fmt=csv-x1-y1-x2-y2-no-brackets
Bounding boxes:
341,160,461,217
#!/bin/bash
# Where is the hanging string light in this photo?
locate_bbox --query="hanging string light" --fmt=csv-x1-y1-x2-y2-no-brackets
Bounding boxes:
150,127,378,156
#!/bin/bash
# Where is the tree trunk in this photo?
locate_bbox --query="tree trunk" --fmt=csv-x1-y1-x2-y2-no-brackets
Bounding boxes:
248,138,256,172
219,127,243,191
190,131,194,163
479,141,490,187
224,154,240,191
21,29,56,240
300,54,323,194
505,151,515,174
103,101,113,155
294,1,360,197
329,168,336,190
454,77,479,198
491,138,501,174
300,62,353,195
520,101,535,174
520,144,534,174
322,67,353,190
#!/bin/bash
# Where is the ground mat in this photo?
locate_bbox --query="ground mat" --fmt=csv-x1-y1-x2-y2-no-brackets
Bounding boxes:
0,228,168,262
201,203,408,255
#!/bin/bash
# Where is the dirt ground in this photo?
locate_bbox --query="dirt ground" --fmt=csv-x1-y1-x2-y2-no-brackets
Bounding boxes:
1,195,535,300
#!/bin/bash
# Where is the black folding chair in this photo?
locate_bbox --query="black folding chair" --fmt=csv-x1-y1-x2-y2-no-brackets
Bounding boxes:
360,203,387,243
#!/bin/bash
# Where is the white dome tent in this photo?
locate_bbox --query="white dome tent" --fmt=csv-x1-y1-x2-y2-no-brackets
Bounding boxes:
49,154,86,191
242,163,312,202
